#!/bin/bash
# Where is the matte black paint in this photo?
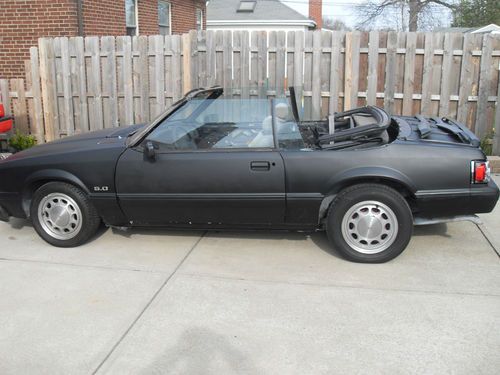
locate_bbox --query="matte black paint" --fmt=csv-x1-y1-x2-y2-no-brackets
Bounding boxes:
0,101,498,231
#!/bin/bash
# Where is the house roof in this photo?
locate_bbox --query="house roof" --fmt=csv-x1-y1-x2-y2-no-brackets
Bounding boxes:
207,0,316,27
434,24,500,34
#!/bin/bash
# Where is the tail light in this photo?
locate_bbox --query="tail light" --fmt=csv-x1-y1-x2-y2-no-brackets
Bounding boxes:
471,161,490,184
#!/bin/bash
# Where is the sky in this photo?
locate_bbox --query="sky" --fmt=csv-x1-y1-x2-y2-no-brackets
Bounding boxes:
281,0,370,29
280,0,454,30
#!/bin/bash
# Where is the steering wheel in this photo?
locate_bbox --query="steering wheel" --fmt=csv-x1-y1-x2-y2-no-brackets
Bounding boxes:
148,120,198,149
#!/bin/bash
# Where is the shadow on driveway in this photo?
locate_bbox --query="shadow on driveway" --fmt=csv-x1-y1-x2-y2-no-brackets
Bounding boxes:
143,327,260,375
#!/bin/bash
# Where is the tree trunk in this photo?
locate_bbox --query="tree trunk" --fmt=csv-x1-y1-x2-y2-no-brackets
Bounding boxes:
408,0,419,31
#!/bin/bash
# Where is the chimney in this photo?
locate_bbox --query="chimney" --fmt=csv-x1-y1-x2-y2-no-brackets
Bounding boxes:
309,0,322,29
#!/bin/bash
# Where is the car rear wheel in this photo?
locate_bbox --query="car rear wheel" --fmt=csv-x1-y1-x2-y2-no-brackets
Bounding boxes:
30,182,101,247
326,184,413,263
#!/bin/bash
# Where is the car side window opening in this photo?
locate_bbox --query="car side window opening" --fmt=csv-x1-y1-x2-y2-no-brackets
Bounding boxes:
146,96,304,151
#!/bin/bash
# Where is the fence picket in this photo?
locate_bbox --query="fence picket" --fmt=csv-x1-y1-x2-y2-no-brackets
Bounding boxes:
311,30,322,118
366,31,379,106
86,36,103,130
60,37,75,135
439,33,454,116
11,79,28,134
476,35,494,139
102,36,118,127
0,80,11,117
402,32,416,115
329,31,343,115
28,47,44,143
384,32,398,113
151,35,165,118
39,38,58,141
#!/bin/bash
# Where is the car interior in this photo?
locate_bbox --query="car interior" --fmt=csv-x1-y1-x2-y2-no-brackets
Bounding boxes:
146,86,399,152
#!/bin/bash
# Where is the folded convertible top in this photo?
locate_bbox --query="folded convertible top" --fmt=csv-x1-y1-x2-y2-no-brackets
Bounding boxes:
317,106,390,144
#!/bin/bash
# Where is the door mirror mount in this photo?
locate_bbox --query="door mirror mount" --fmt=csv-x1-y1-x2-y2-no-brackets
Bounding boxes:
145,140,156,161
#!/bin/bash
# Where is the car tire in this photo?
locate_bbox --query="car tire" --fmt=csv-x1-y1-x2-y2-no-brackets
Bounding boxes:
326,183,413,263
30,182,101,247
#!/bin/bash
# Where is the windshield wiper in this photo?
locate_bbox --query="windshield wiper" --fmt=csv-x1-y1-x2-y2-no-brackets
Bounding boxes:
127,130,138,137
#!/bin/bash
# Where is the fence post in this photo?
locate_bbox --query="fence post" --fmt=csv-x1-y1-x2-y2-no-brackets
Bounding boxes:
38,38,58,142
182,32,192,95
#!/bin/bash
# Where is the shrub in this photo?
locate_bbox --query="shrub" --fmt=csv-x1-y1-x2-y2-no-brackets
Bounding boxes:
9,131,37,152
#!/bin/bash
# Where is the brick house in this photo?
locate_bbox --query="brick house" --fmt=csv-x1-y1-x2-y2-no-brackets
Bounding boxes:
0,0,206,79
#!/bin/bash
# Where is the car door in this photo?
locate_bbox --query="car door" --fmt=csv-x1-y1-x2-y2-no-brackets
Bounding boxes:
115,97,286,226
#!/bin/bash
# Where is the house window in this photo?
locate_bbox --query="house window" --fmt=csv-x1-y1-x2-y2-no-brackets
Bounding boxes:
126,0,137,36
237,1,256,13
196,8,203,30
158,1,171,35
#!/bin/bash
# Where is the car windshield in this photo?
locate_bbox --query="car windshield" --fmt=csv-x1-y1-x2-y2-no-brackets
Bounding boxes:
143,89,306,151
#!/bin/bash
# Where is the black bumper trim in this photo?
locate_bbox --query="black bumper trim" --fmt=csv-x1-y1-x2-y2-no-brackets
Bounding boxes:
413,180,499,217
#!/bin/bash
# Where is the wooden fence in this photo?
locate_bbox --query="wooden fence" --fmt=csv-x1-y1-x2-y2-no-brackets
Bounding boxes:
0,30,499,154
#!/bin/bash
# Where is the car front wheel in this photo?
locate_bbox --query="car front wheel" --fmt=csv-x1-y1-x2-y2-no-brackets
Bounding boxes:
30,182,101,247
326,184,413,263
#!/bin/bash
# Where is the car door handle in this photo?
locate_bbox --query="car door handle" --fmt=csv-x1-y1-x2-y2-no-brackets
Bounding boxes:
250,161,270,171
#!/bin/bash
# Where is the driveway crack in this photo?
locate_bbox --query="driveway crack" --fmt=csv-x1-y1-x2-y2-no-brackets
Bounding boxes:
91,231,206,375
476,224,500,259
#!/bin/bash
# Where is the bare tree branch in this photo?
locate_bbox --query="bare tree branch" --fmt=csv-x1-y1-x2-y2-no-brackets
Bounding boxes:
355,0,457,31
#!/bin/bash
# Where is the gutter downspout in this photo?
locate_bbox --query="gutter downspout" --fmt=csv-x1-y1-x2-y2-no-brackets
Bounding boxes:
76,0,84,36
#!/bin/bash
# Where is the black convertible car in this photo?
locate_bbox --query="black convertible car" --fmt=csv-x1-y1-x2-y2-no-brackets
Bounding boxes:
0,87,498,262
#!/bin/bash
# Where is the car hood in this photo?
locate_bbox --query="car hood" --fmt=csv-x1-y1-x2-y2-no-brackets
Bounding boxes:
3,124,144,162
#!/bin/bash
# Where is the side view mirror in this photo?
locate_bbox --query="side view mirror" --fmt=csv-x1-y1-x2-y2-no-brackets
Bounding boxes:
145,140,156,160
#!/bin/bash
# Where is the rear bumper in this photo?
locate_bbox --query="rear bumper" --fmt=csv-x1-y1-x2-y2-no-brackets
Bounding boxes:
413,179,499,218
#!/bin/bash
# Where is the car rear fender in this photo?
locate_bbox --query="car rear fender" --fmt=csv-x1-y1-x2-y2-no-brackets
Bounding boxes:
21,169,90,217
317,166,417,223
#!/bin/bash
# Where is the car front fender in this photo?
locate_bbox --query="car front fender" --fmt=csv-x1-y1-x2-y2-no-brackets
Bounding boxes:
20,169,90,216
23,169,91,195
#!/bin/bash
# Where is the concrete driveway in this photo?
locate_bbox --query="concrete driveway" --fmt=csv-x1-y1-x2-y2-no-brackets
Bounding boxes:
1,176,499,375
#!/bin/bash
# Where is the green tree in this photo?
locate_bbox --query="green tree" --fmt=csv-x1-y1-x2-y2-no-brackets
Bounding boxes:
452,0,500,27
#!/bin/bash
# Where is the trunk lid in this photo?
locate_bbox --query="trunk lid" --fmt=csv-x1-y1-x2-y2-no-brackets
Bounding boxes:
393,115,480,147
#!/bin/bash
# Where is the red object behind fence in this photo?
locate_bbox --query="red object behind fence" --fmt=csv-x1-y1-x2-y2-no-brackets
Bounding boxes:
0,118,13,133
0,103,13,133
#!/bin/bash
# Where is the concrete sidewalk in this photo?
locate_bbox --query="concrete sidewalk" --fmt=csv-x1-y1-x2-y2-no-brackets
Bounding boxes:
0,177,499,375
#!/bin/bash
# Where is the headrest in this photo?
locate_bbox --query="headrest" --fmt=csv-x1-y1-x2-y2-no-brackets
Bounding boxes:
275,103,289,120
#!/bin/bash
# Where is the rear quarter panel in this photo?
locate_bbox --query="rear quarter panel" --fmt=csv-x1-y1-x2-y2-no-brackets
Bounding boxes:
281,141,484,224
